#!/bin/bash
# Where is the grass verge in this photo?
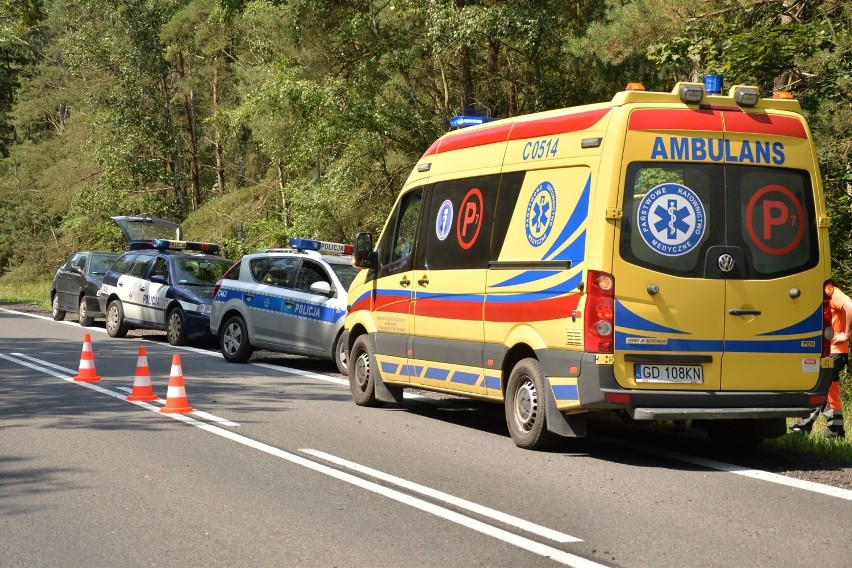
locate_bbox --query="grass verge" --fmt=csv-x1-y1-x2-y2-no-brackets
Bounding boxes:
0,277,51,309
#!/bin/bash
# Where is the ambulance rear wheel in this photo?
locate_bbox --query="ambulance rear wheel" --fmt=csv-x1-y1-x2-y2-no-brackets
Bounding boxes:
505,358,556,450
51,294,66,321
350,334,382,407
105,300,128,338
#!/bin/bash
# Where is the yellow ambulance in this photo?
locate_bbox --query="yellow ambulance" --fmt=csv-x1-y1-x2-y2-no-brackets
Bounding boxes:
344,77,833,450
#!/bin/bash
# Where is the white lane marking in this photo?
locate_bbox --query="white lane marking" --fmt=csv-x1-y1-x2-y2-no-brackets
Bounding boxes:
5,353,240,427
0,352,606,568
643,446,852,501
114,386,240,427
301,448,581,543
2,307,848,500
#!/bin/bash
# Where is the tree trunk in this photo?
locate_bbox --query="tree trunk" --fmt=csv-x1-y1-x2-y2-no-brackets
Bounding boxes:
178,52,201,209
213,66,225,195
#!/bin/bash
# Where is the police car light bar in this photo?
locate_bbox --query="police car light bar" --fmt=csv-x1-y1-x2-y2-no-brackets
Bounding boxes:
288,237,354,256
152,239,221,254
449,115,496,129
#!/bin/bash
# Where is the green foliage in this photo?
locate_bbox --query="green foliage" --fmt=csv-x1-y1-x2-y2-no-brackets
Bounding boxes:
0,0,850,292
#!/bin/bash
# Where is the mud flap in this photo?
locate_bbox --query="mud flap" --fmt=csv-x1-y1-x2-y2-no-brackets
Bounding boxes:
544,377,586,437
375,371,404,404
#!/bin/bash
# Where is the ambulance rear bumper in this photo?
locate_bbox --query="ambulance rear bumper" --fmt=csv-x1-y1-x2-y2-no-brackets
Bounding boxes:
629,407,813,420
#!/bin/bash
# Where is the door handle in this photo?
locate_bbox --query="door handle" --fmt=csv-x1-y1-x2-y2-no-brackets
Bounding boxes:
140,286,146,292
417,276,429,286
400,277,410,288
245,293,253,301
729,309,761,316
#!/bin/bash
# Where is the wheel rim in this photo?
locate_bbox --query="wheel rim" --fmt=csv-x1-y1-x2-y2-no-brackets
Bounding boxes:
222,322,242,355
354,347,370,391
168,312,182,343
513,376,538,433
338,341,348,370
52,296,59,315
79,300,87,320
106,304,118,333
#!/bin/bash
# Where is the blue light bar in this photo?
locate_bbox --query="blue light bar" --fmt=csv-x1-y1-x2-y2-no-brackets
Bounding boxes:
289,238,321,251
703,74,724,95
288,237,354,255
151,239,220,254
449,115,495,129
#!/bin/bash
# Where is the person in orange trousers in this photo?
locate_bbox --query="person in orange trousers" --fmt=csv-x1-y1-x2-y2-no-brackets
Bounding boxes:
792,279,851,438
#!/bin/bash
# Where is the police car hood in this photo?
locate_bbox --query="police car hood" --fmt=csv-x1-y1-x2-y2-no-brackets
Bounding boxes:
111,216,183,246
175,285,216,305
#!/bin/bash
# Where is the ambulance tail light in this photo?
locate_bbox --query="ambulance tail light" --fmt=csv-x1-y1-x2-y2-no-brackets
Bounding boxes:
584,271,614,354
822,280,834,358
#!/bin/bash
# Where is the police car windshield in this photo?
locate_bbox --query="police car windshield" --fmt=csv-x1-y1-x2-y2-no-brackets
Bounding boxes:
173,257,233,286
329,263,360,290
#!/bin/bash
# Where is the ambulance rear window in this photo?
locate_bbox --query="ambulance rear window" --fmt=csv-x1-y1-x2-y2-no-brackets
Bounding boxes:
619,162,818,279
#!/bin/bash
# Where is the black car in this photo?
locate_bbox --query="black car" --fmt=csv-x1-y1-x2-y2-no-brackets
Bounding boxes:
51,251,120,326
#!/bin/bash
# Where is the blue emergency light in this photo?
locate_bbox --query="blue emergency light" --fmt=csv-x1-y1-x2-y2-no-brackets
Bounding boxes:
289,237,353,255
703,74,724,95
151,239,220,254
449,115,496,129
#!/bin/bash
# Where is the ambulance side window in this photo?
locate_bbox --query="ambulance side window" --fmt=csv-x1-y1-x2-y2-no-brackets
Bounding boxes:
378,188,423,276
421,175,499,270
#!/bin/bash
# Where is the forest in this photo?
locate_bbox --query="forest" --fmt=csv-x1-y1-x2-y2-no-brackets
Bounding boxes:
0,0,850,285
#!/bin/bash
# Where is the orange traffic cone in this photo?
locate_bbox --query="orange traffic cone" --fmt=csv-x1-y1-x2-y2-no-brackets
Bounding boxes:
73,333,101,382
127,346,157,401
160,354,193,414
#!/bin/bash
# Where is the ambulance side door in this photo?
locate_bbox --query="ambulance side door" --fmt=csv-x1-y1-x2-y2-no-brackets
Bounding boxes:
371,188,425,383
410,175,499,395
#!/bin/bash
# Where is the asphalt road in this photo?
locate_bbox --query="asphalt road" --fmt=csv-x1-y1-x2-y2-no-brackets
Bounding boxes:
1,307,851,568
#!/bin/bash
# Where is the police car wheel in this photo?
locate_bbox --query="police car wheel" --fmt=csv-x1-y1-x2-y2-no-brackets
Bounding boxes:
505,358,556,450
333,332,348,376
219,315,253,363
78,297,94,327
106,300,128,338
167,308,188,346
51,294,66,321
349,334,382,407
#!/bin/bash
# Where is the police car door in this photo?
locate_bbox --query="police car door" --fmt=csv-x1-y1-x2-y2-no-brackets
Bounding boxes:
284,259,339,354
121,252,157,322
140,256,169,325
719,111,824,392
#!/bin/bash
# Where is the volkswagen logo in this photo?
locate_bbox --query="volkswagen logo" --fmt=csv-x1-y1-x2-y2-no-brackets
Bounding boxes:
717,253,735,273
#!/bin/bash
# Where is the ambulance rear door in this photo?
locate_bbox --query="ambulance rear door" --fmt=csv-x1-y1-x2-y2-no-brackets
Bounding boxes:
718,110,823,391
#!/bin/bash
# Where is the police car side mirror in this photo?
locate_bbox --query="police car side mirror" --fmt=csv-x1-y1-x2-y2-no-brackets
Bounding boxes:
150,275,168,285
353,232,375,269
309,281,334,297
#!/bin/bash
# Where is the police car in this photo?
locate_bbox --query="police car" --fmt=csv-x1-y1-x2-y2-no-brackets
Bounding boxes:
97,238,233,345
210,238,359,374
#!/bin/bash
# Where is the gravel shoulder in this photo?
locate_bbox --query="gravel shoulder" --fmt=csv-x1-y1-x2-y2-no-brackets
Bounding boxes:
3,300,851,490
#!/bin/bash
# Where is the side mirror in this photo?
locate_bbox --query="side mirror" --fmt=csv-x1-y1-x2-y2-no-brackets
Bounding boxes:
309,281,333,296
353,232,375,269
150,275,168,285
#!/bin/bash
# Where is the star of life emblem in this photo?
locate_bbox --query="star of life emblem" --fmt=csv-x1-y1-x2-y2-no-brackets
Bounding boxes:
636,182,706,257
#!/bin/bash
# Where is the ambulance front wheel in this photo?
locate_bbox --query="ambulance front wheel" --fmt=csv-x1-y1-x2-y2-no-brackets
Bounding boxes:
505,358,557,450
349,334,382,407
